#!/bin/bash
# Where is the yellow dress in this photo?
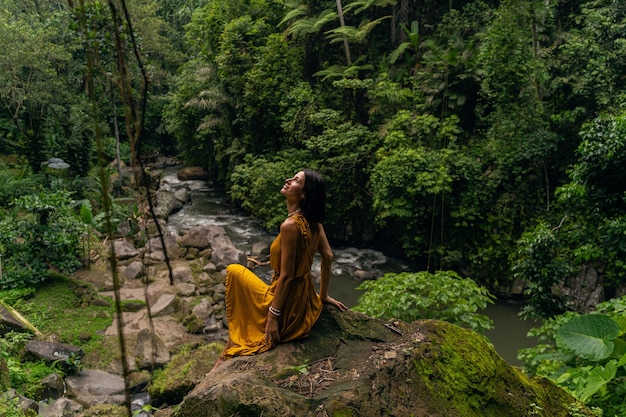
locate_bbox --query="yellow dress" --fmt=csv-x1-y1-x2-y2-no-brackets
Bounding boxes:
223,213,323,358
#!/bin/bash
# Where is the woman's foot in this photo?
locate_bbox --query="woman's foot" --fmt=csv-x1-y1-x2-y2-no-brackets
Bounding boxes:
207,357,225,376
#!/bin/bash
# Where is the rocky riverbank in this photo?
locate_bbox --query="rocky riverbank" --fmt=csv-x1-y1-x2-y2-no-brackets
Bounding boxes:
0,163,596,416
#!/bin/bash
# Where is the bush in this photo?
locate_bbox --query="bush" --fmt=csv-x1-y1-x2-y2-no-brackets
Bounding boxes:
519,296,626,415
0,190,82,289
353,270,494,333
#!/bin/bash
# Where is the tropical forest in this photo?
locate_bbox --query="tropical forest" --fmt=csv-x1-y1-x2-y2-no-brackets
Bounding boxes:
1,0,626,415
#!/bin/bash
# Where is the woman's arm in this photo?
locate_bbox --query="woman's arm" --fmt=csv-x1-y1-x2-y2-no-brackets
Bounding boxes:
265,219,299,344
317,224,348,311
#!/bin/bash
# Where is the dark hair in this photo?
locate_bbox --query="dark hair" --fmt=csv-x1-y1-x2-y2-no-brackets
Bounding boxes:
300,169,326,224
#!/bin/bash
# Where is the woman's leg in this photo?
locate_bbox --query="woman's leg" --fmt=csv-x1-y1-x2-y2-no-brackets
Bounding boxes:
210,337,233,372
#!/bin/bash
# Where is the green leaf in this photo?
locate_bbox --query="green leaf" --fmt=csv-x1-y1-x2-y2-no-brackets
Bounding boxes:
576,361,617,403
557,314,620,361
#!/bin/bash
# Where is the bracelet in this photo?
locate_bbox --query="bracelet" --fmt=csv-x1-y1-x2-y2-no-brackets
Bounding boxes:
269,306,282,316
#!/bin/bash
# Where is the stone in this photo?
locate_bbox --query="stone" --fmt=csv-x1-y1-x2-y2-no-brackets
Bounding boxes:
146,235,178,259
154,191,184,219
151,293,179,317
38,397,83,417
122,261,145,280
134,329,171,370
191,299,214,319
24,340,84,372
179,225,211,250
173,187,191,204
177,166,210,181
250,240,271,258
112,240,139,260
176,283,196,297
168,308,594,417
39,373,65,401
353,269,377,280
1,389,38,415
0,301,39,336
172,264,194,283
65,369,126,407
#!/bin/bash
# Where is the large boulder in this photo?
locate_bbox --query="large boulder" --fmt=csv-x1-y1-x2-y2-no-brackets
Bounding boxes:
154,191,184,219
177,166,210,181
159,307,592,417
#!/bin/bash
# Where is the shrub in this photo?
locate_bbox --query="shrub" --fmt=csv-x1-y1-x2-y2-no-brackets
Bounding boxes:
353,270,494,333
0,190,82,289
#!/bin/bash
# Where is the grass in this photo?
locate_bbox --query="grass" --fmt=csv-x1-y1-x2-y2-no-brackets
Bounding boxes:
14,275,113,351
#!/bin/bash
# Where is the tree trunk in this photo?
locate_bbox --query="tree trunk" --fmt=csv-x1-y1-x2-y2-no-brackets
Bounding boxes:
335,0,352,65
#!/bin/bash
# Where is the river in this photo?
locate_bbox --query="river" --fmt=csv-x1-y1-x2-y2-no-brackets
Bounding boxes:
160,167,538,365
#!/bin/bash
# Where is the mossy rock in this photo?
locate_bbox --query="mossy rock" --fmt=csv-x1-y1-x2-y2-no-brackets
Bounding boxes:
173,308,593,417
148,342,224,406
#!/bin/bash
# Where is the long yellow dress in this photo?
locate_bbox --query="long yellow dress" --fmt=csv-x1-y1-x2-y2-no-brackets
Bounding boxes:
223,213,323,358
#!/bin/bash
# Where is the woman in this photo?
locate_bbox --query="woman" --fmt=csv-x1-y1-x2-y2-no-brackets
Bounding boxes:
214,169,347,366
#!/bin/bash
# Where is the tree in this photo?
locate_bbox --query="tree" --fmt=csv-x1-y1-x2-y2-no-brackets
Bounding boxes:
0,7,77,172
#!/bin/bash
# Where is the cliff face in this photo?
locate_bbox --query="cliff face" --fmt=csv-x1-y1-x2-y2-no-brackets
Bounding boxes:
153,307,592,417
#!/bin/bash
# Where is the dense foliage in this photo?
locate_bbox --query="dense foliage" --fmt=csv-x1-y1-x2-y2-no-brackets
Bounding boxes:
519,296,626,415
0,189,83,289
0,0,625,324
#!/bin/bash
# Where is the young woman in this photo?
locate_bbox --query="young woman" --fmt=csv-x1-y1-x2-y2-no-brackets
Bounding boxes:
213,169,347,367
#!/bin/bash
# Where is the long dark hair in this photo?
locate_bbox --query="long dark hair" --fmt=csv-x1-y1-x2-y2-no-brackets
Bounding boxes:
300,169,326,224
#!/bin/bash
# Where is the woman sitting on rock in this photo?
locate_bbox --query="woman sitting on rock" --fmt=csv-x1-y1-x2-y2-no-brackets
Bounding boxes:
213,169,347,368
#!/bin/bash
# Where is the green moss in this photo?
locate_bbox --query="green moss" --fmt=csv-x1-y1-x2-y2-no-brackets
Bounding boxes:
410,320,590,417
120,298,146,312
18,276,113,351
181,314,204,334
149,342,224,406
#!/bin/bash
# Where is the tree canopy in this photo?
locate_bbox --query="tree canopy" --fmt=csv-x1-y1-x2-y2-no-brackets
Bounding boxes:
1,0,625,320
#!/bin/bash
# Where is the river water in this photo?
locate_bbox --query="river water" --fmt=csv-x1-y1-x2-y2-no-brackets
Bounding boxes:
160,167,538,365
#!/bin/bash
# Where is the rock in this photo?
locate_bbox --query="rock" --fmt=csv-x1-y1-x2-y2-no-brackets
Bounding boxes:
0,301,40,336
172,264,193,283
151,293,179,317
353,269,377,280
191,299,214,320
154,191,183,219
1,389,38,415
250,240,270,258
24,340,84,372
170,307,593,417
65,369,126,407
205,225,246,270
38,397,83,417
148,343,223,407
173,187,191,204
39,373,65,401
122,261,145,280
176,282,196,297
121,299,146,312
177,166,210,181
563,265,605,312
179,225,211,250
146,235,178,260
0,358,10,391
112,240,139,260
134,329,171,370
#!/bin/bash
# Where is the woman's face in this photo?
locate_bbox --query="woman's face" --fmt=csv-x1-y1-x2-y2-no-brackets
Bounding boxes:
281,171,306,199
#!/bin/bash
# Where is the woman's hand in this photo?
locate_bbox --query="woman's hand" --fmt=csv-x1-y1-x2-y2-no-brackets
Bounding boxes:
265,313,280,345
322,295,348,312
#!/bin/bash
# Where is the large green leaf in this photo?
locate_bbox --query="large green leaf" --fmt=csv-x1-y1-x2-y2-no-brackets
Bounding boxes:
557,314,620,361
